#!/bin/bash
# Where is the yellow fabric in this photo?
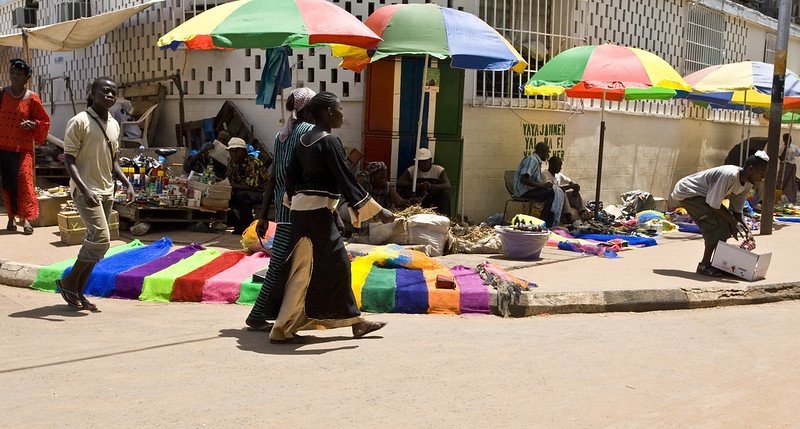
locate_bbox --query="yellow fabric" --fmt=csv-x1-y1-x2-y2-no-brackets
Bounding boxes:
157,1,241,48
349,256,374,309
523,85,567,97
347,198,382,227
730,90,773,108
290,194,339,211
691,61,754,93
630,47,691,91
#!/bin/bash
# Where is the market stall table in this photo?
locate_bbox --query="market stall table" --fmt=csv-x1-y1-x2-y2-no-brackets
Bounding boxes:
113,202,227,224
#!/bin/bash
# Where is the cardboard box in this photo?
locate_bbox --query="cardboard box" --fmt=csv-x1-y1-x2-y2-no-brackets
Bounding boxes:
711,241,772,281
26,196,70,227
201,197,229,210
58,210,119,245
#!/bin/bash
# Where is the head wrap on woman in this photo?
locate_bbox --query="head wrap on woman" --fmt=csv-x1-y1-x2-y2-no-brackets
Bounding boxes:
367,161,387,176
9,58,32,77
278,87,316,142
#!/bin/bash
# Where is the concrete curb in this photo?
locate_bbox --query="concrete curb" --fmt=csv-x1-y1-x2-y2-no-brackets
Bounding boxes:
4,260,799,317
488,283,800,317
0,261,40,288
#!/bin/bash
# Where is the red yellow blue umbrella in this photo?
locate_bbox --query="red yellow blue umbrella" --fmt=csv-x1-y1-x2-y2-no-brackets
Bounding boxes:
157,0,381,51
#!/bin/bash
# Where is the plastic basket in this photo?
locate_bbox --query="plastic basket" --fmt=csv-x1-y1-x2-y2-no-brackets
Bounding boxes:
494,226,549,260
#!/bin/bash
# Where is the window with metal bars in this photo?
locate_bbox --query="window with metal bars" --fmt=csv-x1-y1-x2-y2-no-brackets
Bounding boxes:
683,4,725,75
474,0,582,109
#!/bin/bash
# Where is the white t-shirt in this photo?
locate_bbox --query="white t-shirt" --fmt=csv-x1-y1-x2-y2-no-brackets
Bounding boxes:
671,165,751,212
784,143,800,164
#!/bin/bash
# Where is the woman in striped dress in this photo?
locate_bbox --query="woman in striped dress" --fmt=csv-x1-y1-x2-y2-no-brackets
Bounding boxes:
245,87,316,331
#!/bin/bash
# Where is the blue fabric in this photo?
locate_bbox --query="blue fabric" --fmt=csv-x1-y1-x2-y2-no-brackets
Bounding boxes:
64,238,173,297
675,222,702,233
776,217,800,222
394,267,429,314
440,7,522,71
557,241,619,259
573,234,657,247
256,46,292,109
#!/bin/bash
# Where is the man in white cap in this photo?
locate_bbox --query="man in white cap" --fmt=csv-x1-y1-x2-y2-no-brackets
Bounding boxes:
671,151,768,277
227,137,269,234
397,147,451,216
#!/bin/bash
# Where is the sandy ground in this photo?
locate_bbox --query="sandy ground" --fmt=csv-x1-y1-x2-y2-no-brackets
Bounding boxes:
2,286,800,427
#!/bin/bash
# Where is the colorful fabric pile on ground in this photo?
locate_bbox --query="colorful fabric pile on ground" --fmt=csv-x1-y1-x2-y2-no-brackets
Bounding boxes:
351,244,508,315
31,241,541,316
775,205,800,222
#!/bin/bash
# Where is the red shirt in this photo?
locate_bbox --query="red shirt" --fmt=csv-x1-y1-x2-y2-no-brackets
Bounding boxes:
0,89,50,153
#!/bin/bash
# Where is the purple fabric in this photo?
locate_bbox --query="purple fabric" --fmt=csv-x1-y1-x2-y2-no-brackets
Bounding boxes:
450,265,491,315
112,243,205,299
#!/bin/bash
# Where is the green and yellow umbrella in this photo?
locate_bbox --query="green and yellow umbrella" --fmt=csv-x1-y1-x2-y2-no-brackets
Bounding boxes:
521,44,690,216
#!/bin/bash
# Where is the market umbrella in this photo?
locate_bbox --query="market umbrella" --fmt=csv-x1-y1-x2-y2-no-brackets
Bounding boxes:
157,0,381,51
334,3,527,193
680,61,800,165
157,0,382,109
520,44,691,217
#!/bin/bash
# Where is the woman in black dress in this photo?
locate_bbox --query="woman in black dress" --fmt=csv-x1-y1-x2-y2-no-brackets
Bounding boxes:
265,92,394,344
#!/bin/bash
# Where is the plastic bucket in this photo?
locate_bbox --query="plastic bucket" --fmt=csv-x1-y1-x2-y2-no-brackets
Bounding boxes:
494,226,549,260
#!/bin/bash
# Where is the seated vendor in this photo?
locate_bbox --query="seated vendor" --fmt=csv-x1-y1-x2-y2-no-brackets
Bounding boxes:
227,137,269,235
339,161,410,239
513,142,558,227
542,156,589,224
183,130,231,179
396,148,451,216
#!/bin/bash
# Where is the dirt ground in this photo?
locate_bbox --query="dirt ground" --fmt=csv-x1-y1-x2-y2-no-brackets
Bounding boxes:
2,286,799,427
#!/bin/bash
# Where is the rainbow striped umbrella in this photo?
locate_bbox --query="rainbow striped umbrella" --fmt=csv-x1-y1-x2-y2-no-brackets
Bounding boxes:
521,44,689,216
157,0,381,51
681,61,800,109
333,3,527,73
521,44,690,100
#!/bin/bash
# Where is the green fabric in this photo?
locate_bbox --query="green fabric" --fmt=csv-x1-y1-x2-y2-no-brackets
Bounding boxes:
30,240,144,292
523,44,595,90
372,4,449,61
360,266,397,313
624,87,677,100
212,0,306,49
139,249,220,302
235,281,261,305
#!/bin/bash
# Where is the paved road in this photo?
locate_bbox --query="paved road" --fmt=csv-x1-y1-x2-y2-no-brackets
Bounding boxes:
2,286,799,427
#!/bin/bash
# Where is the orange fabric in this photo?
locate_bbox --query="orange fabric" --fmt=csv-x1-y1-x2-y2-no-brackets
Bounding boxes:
0,91,50,153
424,267,460,315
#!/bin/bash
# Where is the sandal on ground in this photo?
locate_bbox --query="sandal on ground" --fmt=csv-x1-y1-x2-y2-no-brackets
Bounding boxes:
245,316,273,332
269,335,306,344
22,226,33,235
6,220,16,231
79,295,100,312
696,263,723,277
55,279,82,309
353,321,387,338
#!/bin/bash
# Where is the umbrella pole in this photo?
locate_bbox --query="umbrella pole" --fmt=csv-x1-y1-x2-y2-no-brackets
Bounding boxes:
411,54,429,194
740,92,748,166
594,90,606,219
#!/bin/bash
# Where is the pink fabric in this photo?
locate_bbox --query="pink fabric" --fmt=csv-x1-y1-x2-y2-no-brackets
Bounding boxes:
202,251,271,303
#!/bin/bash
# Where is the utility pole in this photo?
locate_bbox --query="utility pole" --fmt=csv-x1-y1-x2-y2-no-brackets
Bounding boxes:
763,0,792,235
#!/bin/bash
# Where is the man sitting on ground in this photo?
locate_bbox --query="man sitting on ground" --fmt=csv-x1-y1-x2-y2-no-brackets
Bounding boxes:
227,137,269,235
671,151,768,277
513,142,560,227
542,156,589,224
397,148,451,216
